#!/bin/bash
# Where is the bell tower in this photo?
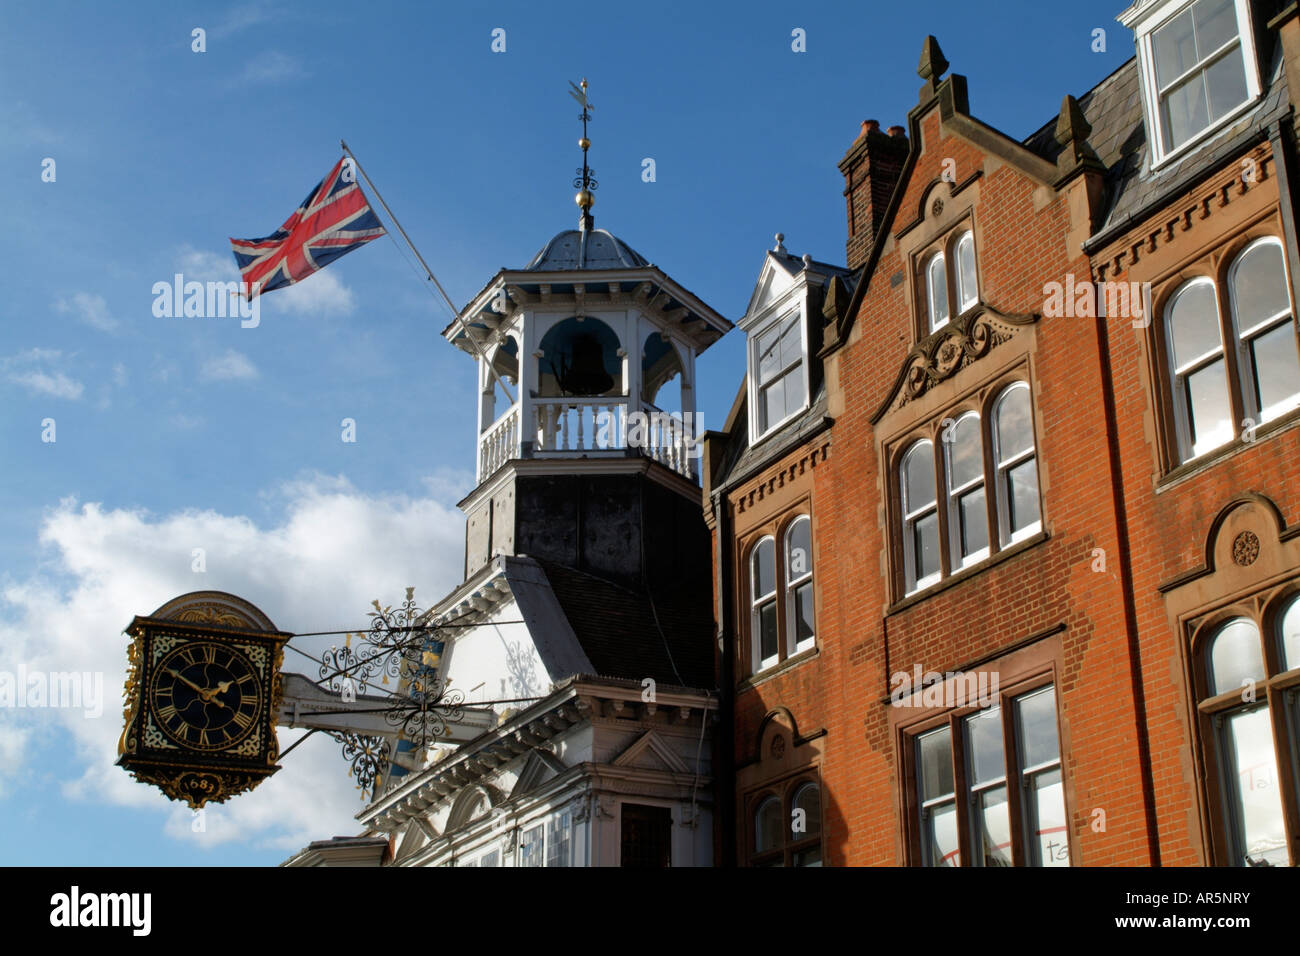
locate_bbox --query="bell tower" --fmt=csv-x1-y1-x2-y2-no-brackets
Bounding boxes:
441,80,732,593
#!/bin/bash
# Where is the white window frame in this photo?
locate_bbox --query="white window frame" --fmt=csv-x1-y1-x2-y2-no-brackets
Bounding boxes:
784,515,815,656
926,252,950,332
944,411,990,571
748,306,811,442
954,231,979,314
750,536,779,673
547,810,573,867
1127,0,1262,168
1165,276,1232,461
518,823,545,867
992,382,1042,547
1228,237,1300,425
901,440,941,595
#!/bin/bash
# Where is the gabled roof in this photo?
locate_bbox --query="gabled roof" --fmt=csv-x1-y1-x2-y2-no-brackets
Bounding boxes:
709,378,830,497
740,248,857,328
831,28,1292,350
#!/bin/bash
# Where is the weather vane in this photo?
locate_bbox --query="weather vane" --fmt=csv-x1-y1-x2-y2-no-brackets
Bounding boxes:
570,78,597,228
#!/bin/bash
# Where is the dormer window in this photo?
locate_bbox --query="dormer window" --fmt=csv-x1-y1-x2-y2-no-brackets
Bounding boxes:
1128,0,1261,166
919,227,980,337
752,310,808,437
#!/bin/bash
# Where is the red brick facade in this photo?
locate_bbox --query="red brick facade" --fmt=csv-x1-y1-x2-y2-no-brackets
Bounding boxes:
706,7,1300,867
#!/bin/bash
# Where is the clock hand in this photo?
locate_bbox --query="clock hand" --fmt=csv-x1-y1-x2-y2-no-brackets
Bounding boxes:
166,667,207,695
195,685,230,708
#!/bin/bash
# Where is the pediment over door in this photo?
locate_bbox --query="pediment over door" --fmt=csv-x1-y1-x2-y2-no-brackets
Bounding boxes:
612,730,690,774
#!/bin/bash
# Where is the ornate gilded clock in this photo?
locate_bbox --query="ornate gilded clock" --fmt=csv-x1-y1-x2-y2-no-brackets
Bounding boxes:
117,591,291,809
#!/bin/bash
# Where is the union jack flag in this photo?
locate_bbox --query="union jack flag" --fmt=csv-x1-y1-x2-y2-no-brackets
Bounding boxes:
230,156,386,297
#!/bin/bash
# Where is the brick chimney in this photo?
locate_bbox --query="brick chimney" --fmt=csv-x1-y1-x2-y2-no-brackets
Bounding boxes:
839,119,909,271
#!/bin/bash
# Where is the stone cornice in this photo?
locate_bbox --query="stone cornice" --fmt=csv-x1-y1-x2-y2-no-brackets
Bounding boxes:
359,677,715,831
1092,141,1276,281
731,439,831,517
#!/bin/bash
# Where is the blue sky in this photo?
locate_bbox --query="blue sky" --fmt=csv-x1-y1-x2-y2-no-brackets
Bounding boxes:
0,1,1131,865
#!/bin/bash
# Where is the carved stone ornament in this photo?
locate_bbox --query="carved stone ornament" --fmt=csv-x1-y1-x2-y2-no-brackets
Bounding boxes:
931,198,944,217
1232,531,1260,567
873,305,1039,424
770,734,786,759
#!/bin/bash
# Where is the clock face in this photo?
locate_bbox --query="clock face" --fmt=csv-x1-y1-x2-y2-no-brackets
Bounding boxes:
148,642,263,752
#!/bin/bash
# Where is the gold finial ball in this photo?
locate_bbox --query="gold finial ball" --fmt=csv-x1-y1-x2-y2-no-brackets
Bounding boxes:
579,137,590,150
576,189,594,209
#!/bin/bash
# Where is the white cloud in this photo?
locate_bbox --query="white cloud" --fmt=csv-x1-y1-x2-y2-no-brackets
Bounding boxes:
275,269,356,317
10,371,84,399
172,242,357,320
237,51,307,86
200,349,259,382
209,2,276,40
177,247,236,280
2,349,84,399
54,292,118,332
0,475,467,855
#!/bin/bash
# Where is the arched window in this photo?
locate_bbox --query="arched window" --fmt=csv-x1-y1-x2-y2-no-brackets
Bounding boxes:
944,412,988,569
753,795,782,861
901,440,940,594
1165,278,1231,460
790,782,823,866
750,538,778,671
955,231,978,313
785,516,814,655
992,382,1040,546
1228,238,1300,424
926,253,949,332
1201,616,1288,866
749,781,823,866
1280,592,1300,671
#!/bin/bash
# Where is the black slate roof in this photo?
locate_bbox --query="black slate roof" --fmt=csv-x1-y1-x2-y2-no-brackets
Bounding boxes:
712,380,830,493
1023,42,1290,247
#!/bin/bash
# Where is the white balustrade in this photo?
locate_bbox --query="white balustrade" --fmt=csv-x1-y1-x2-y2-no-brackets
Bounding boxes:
478,397,695,482
538,397,696,479
478,404,520,480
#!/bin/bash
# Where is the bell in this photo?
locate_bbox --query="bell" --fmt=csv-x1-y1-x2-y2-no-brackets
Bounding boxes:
556,333,613,396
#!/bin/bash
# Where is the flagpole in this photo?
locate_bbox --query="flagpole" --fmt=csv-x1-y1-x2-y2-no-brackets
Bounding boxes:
340,139,516,405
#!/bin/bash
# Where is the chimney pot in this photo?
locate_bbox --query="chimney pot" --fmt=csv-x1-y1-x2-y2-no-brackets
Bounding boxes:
861,119,879,137
887,125,906,138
